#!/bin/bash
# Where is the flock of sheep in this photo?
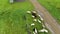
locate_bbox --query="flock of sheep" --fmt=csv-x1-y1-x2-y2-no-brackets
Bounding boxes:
27,11,48,34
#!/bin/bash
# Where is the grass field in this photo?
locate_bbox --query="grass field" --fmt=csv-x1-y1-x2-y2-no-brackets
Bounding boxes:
0,0,34,34
38,0,60,24
0,0,50,34
0,0,34,11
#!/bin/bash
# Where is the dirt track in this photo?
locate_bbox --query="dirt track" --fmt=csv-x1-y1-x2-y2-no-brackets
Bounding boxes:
30,0,60,34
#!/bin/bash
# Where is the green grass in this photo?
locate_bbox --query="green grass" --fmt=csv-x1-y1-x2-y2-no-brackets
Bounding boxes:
0,0,48,34
0,0,51,34
0,0,34,34
38,0,60,24
0,0,34,11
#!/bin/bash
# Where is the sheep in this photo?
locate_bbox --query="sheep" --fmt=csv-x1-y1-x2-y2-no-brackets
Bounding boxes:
27,11,31,14
33,19,37,22
31,23,35,26
33,28,38,34
31,11,37,18
38,19,41,23
38,15,43,21
39,29,48,33
32,15,35,18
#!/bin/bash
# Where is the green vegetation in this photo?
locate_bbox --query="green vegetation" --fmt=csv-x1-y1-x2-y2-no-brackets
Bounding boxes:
0,0,49,34
38,0,60,24
0,0,34,11
0,0,34,34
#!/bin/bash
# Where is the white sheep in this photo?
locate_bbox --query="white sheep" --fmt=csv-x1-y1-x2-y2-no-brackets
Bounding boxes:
42,24,45,28
38,15,43,21
38,19,41,23
32,15,35,18
33,19,37,22
33,28,38,34
27,11,31,14
39,29,48,33
31,23,35,26
32,11,36,13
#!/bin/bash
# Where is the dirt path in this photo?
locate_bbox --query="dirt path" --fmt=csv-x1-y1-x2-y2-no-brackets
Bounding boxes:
30,0,60,34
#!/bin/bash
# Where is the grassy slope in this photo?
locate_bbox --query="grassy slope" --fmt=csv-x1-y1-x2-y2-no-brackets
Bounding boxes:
38,0,60,24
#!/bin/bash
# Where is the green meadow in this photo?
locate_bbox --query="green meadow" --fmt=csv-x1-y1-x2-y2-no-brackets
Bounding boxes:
38,0,60,24
0,0,49,34
0,0,34,34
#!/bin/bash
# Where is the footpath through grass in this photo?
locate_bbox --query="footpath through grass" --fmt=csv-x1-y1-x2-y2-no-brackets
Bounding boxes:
38,0,60,24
